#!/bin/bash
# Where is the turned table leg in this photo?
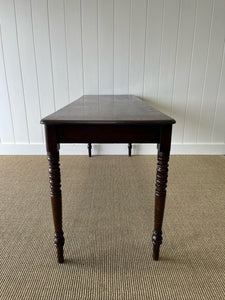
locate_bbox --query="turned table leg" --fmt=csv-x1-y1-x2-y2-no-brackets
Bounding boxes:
152,125,172,261
45,125,64,263
47,151,64,263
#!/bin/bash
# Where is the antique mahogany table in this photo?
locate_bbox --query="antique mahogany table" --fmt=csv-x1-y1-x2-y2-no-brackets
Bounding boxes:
41,95,176,263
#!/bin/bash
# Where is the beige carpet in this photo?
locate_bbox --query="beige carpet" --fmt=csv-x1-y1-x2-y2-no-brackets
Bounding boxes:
1,155,225,299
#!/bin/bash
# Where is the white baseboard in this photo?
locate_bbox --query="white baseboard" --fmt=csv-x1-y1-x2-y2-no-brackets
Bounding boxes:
0,143,224,155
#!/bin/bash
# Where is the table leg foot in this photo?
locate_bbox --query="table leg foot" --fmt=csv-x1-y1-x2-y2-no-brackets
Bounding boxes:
55,232,65,263
153,246,160,261
152,230,162,260
88,143,92,157
128,143,132,156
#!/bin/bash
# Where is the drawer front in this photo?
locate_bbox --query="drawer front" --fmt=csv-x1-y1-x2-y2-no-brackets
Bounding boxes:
56,124,160,143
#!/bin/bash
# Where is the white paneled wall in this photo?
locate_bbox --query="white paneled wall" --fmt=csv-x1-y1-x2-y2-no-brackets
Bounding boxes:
0,0,224,154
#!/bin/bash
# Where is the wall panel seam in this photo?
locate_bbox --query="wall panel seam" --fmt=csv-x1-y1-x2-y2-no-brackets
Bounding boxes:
46,0,56,111
97,0,100,95
156,0,165,104
13,0,30,143
197,0,215,143
128,0,132,95
30,0,44,142
170,0,182,117
63,0,70,103
182,0,198,143
210,38,225,142
0,26,15,143
80,0,84,95
142,0,149,98
80,0,85,95
113,0,115,95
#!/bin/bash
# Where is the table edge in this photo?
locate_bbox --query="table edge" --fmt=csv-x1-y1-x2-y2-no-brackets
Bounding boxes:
40,119,176,125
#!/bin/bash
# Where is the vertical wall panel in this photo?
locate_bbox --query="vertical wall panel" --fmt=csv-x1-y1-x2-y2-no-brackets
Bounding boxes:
31,0,55,119
143,0,164,103
14,0,43,143
157,0,180,116
129,0,147,96
171,0,196,143
64,0,83,101
0,28,14,143
114,0,130,94
48,0,69,109
81,0,98,94
98,0,114,94
0,0,29,143
197,0,225,143
211,43,225,143
183,0,213,143
0,0,225,152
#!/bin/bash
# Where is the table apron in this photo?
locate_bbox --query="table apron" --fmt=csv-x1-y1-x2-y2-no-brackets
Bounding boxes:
55,124,160,143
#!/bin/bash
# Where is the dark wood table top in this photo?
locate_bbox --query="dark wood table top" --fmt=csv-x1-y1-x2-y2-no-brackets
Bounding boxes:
41,95,175,125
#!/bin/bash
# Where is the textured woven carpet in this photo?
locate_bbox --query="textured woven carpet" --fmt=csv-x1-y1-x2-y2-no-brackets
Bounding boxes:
1,155,225,299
